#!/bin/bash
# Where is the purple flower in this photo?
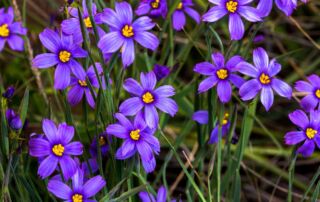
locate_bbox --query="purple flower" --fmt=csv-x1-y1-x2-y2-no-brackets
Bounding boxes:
5,109,22,130
89,132,110,158
139,186,166,202
98,2,159,67
62,0,104,43
2,86,15,99
194,53,245,103
257,0,307,17
67,63,105,108
48,168,106,202
295,74,320,112
285,110,320,157
28,119,83,179
106,113,160,173
202,0,262,40
119,71,178,129
135,0,168,18
0,7,27,52
172,0,200,31
153,64,170,81
32,28,88,89
192,110,232,144
237,47,292,111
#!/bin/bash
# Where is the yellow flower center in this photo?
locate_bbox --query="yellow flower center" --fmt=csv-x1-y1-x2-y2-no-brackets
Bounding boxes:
52,144,65,156
142,92,154,104
121,25,134,38
0,24,10,37
259,73,271,84
78,80,87,87
99,136,106,146
222,113,229,125
84,17,92,28
315,89,320,99
306,128,317,139
177,2,183,10
130,129,141,141
59,51,71,63
72,194,83,202
216,69,228,80
151,0,160,9
226,1,238,13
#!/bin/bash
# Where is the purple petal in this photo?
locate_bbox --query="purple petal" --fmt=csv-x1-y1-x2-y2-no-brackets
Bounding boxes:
141,72,157,90
115,2,133,24
47,180,72,200
67,86,84,106
229,74,245,88
257,0,273,17
132,16,155,32
139,191,156,202
297,140,315,157
209,126,219,144
226,55,244,70
144,105,159,129
42,119,58,142
237,6,262,22
272,78,292,98
85,89,95,108
239,79,261,100
134,31,159,51
106,124,128,139
114,113,133,129
70,46,87,58
38,155,58,179
137,141,153,161
7,35,24,51
142,155,156,173
61,18,79,35
202,6,227,22
301,95,318,112
253,47,269,70
229,13,244,40
217,81,232,103
142,134,160,154
235,61,259,77
123,78,143,96
314,136,320,149
9,22,27,35
54,63,71,90
121,39,135,67
268,59,281,77
98,31,124,53
192,110,209,124
116,140,136,159
194,62,215,75
57,122,74,144
99,8,121,29
135,3,151,16
155,98,178,116
64,142,83,155
198,76,218,93
288,109,309,129
83,176,106,197
208,0,223,5
211,53,225,68
39,29,61,52
60,156,77,180
284,131,306,145
185,7,201,24
32,53,58,69
295,81,313,92
157,186,167,202
275,0,295,16
310,110,320,127
119,97,144,116
172,11,186,31
307,74,320,87
28,138,50,157
154,85,175,98
260,86,274,111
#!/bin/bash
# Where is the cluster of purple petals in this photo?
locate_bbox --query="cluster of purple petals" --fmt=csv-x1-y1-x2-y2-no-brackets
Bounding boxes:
107,71,178,173
139,185,180,202
6,109,22,131
0,7,27,52
258,0,308,17
28,119,106,201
